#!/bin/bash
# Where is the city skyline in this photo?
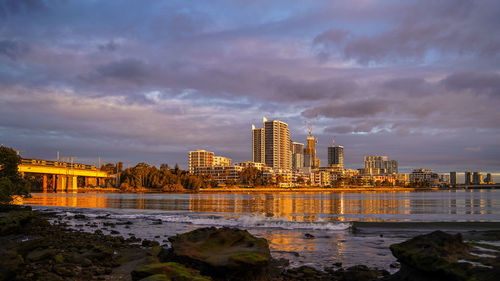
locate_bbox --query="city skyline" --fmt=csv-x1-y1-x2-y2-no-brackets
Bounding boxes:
1,1,499,173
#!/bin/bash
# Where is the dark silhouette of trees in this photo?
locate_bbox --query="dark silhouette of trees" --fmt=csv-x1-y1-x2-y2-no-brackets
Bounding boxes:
0,146,30,204
118,163,213,192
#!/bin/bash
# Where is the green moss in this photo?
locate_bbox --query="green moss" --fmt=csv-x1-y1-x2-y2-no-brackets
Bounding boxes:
139,273,170,281
0,210,33,235
467,241,500,252
229,252,268,266
132,262,210,281
54,253,64,263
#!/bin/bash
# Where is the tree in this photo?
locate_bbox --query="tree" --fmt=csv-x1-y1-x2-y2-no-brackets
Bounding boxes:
0,146,30,204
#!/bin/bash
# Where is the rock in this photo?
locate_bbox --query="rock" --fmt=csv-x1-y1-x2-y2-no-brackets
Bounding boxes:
341,265,388,281
151,219,162,225
283,266,322,280
0,209,34,235
26,248,56,262
304,233,315,239
0,249,23,281
390,230,500,281
131,262,210,281
138,274,170,281
390,262,400,269
168,227,271,279
74,214,86,219
111,230,120,234
142,239,160,247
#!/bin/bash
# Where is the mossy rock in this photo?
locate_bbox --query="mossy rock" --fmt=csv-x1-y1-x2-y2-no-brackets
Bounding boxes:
131,262,210,281
390,230,498,281
0,249,23,281
169,227,271,272
0,210,34,235
139,274,170,281
26,248,57,262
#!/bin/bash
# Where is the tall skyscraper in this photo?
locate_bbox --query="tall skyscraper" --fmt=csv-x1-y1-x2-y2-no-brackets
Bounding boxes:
328,145,344,169
189,150,214,173
264,119,292,170
485,173,494,184
450,171,457,186
252,125,265,163
472,172,483,185
304,136,319,168
465,171,472,185
292,142,304,170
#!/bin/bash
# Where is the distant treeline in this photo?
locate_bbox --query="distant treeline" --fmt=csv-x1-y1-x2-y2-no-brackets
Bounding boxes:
100,163,220,192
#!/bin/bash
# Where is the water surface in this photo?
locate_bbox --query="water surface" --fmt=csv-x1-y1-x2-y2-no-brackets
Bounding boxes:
20,189,500,271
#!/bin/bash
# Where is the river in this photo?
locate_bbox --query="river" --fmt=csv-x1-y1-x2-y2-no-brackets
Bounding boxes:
19,189,500,271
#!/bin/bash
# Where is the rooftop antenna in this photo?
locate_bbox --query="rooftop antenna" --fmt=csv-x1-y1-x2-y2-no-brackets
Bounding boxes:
332,136,336,146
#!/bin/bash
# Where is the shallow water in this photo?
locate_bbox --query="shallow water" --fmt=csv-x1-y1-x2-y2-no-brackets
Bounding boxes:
19,189,500,271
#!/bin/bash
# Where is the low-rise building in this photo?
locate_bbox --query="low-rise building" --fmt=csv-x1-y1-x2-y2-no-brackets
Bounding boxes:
193,166,243,184
235,161,268,170
189,150,214,173
213,156,231,167
410,168,439,186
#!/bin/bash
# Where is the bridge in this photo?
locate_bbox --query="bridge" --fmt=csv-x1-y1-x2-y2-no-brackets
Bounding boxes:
18,158,111,192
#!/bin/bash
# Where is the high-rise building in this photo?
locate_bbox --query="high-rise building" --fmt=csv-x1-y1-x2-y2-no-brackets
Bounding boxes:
364,155,397,174
384,160,398,174
450,171,457,186
292,142,304,170
485,173,494,184
304,136,319,168
213,156,231,167
252,125,265,163
364,155,387,170
465,171,472,185
189,150,214,173
263,119,292,170
472,172,483,185
328,145,344,169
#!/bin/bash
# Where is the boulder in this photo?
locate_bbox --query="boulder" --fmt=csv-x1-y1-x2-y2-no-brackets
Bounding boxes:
131,262,210,281
168,227,271,279
390,230,500,281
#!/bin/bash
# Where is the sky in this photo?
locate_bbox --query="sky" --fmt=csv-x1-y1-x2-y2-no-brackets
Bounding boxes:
0,0,499,173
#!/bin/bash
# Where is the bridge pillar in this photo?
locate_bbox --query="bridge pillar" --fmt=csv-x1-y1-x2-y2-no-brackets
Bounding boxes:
56,175,67,192
42,175,48,192
67,176,78,193
98,178,105,186
86,177,97,187
52,175,56,191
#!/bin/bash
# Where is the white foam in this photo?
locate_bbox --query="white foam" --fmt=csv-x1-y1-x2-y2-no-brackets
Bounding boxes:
458,260,493,268
43,207,352,231
152,213,351,231
470,252,496,258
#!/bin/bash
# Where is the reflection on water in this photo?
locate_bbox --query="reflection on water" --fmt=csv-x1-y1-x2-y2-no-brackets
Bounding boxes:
20,189,500,270
20,189,500,222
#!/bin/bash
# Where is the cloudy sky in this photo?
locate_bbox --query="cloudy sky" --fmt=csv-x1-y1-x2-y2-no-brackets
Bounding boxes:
1,0,499,173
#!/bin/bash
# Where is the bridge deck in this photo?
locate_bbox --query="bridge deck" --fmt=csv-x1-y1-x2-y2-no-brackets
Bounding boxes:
18,159,109,178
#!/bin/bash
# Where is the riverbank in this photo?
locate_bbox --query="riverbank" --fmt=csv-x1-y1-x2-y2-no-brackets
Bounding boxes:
198,186,440,193
2,205,499,281
74,186,440,194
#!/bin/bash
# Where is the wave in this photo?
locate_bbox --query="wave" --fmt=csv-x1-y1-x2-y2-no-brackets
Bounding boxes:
46,207,350,231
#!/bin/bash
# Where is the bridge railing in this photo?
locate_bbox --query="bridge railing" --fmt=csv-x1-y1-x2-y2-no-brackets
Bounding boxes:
21,158,98,171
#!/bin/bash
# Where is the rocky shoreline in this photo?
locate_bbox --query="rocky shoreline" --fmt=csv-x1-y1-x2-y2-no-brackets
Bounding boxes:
1,205,499,281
